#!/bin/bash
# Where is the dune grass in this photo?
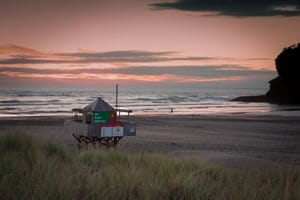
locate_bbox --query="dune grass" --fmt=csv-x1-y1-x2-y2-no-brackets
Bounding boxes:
0,132,299,200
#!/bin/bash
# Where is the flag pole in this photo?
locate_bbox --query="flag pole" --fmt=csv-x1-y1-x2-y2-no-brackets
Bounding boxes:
116,84,118,109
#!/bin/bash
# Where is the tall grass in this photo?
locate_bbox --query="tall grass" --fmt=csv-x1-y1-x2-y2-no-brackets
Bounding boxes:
0,132,299,200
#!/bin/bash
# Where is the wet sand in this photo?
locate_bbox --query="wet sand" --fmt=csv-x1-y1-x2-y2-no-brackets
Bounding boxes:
1,113,300,169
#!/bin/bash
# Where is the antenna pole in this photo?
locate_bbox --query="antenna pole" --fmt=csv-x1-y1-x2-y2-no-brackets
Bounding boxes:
116,84,118,109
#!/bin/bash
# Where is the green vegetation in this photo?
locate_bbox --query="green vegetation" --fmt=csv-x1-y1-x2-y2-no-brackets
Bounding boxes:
0,132,299,200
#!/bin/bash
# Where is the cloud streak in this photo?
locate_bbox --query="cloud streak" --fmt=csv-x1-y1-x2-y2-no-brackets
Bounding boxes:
0,47,213,65
0,64,275,82
151,0,300,17
0,71,246,83
0,44,275,85
0,44,45,57
59,51,213,63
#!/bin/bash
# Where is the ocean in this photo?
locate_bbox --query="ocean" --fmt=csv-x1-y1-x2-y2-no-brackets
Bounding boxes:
0,86,297,117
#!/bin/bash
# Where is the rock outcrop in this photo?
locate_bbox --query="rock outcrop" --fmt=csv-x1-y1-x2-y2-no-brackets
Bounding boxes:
233,43,300,104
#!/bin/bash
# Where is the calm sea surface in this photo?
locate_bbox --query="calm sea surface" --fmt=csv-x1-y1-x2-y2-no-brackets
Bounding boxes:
0,87,298,117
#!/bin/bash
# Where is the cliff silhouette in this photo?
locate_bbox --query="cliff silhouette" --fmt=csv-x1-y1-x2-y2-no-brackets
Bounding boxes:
233,43,300,104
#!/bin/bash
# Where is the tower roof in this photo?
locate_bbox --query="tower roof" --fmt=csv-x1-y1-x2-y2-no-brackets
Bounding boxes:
83,97,115,112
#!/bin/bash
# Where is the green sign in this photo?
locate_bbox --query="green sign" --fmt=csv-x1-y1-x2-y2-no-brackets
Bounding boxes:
93,112,110,124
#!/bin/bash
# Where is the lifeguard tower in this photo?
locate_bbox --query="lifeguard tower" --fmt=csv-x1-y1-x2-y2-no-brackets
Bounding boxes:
64,97,136,149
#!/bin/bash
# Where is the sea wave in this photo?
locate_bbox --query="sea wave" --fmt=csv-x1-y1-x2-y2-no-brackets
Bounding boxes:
0,87,282,117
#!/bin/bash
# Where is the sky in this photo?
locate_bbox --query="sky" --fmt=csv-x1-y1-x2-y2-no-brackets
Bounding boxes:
0,0,300,89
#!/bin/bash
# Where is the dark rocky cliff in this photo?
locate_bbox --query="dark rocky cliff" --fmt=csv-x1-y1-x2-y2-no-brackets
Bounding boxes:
233,43,300,104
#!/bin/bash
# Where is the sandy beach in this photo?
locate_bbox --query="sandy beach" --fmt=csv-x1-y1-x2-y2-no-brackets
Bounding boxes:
1,113,300,169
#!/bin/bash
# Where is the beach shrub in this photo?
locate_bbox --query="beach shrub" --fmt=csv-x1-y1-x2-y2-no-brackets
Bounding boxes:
0,132,37,167
0,132,34,152
0,132,299,200
42,140,68,161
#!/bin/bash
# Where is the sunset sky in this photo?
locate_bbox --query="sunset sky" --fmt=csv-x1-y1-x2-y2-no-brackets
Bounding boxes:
1,0,300,88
